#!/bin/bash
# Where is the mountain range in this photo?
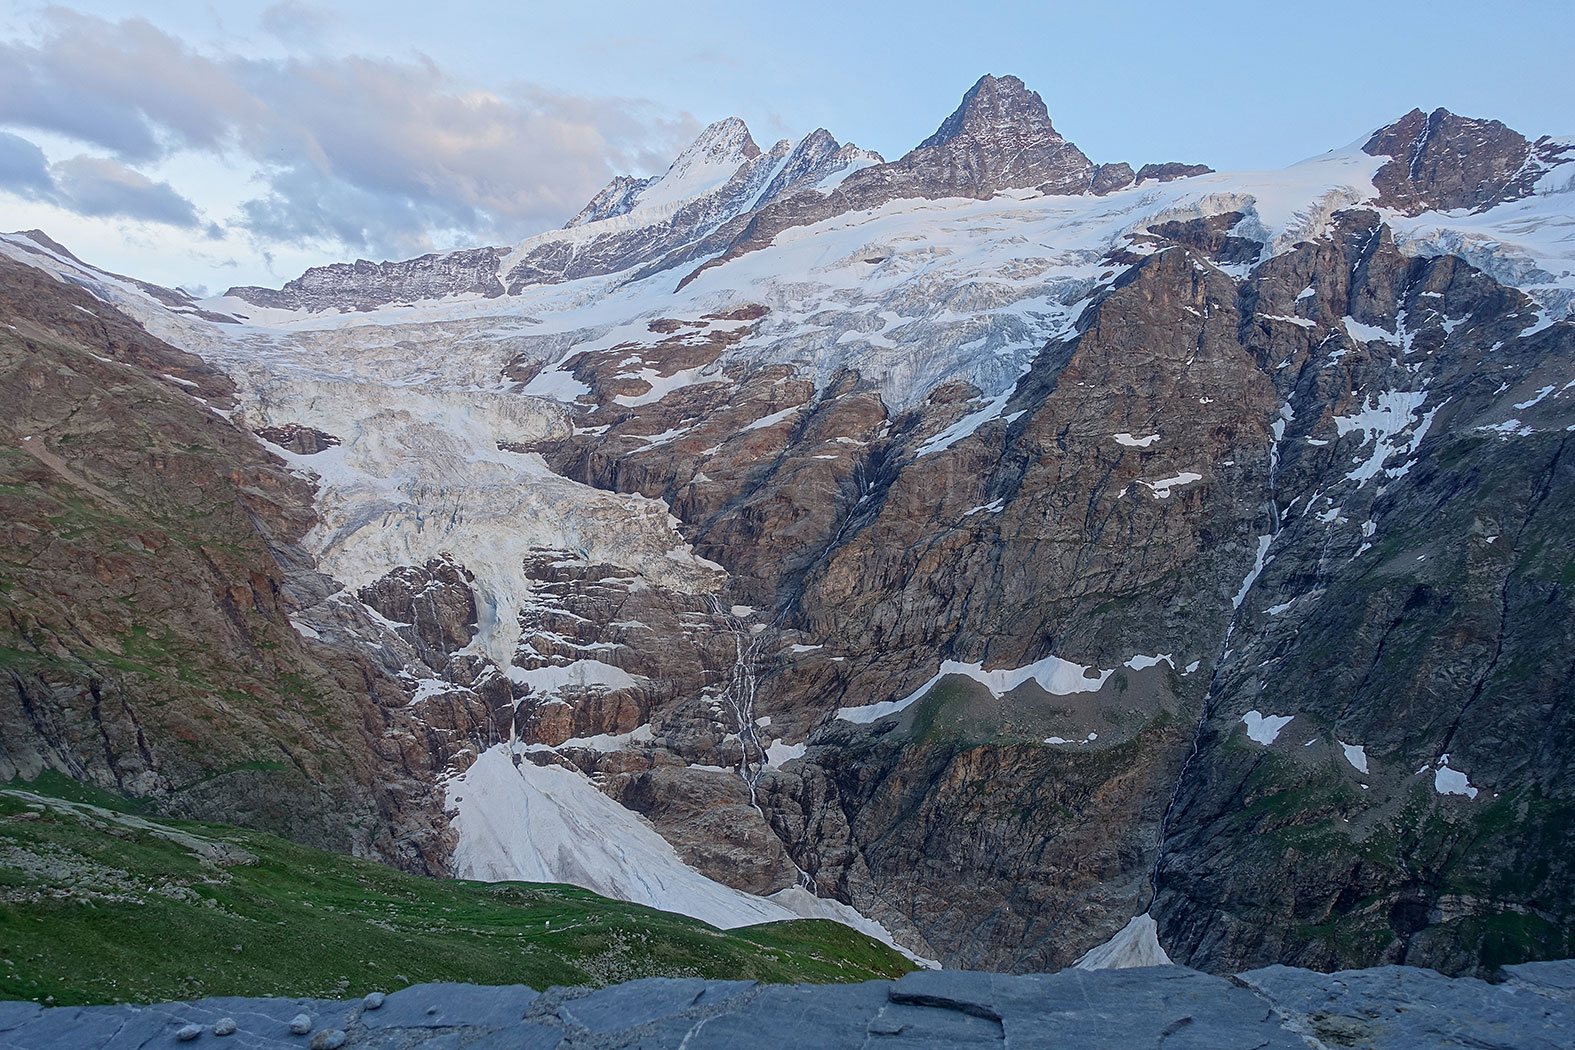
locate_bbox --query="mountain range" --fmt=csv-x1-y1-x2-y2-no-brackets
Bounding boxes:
2,73,1572,977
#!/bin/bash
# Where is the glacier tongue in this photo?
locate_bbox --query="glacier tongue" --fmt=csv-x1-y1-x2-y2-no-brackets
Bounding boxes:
448,746,932,963
239,373,723,667
1074,914,1173,970
449,747,792,926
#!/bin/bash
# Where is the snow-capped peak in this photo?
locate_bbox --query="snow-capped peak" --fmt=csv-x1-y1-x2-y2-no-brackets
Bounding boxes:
631,116,761,212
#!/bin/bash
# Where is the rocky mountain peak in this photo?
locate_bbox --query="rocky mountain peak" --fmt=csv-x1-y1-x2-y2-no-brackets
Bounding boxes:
918,73,1062,151
893,73,1093,195
1363,106,1550,213
564,174,659,228
668,116,762,173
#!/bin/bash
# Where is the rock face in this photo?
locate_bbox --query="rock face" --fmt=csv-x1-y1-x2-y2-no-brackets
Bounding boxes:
888,73,1096,197
5,961,1572,1050
5,77,1575,983
1363,107,1567,213
0,256,448,870
227,247,511,313
1149,213,1575,974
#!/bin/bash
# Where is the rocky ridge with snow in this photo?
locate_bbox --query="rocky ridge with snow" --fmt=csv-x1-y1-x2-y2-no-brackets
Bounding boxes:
3,72,1573,979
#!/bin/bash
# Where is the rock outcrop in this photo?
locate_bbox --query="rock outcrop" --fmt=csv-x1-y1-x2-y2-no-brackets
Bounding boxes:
1363,107,1572,213
226,246,511,313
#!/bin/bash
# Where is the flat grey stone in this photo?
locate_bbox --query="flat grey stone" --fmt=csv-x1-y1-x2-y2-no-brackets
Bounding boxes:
2,1005,144,1050
865,999,1003,1046
456,1023,564,1050
8,961,1575,1049
890,968,1002,1019
1239,963,1575,1050
678,980,890,1050
988,967,1303,1050
360,982,537,1030
1506,960,1575,996
557,977,752,1033
0,1001,43,1032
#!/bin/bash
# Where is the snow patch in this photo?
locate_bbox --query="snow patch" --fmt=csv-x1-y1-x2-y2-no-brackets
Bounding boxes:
1242,710,1293,745
838,654,1112,724
1123,653,1173,671
1340,741,1369,774
1139,471,1203,499
450,747,796,929
1232,535,1274,610
1332,390,1434,485
765,740,806,766
1433,755,1479,799
1075,914,1172,970
916,391,1015,457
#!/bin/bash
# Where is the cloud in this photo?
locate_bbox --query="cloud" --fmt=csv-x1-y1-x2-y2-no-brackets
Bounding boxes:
50,155,204,227
0,129,205,227
259,2,331,45
0,10,700,263
0,131,56,198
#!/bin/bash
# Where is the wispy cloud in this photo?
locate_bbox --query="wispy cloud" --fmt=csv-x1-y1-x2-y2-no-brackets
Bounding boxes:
0,9,699,264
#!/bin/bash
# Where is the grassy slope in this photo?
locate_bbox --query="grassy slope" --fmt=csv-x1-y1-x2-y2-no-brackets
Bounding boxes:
0,774,912,1006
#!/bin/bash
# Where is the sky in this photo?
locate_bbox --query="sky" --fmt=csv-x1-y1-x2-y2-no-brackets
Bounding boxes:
0,0,1570,294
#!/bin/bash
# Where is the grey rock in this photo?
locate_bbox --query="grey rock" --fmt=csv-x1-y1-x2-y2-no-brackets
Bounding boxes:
679,980,890,1050
8,964,1575,1049
449,1025,562,1050
213,1017,237,1036
177,1024,204,1041
1134,161,1214,183
359,982,537,1030
1506,960,1575,1000
1239,963,1575,1050
225,246,509,313
288,1013,312,1035
359,994,385,1011
1362,106,1568,213
555,977,753,1033
0,1001,43,1031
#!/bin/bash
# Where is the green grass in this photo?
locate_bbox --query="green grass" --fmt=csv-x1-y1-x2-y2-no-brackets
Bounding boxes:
0,779,913,1006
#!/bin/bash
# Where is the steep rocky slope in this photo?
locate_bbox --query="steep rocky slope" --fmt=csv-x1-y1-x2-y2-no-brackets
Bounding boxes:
2,74,1571,979
0,256,452,869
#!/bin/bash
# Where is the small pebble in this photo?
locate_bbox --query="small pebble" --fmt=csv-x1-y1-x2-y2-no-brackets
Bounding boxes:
362,991,385,1010
309,1029,346,1050
288,1012,312,1035
213,1018,237,1036
176,1024,203,1042
425,1006,438,1015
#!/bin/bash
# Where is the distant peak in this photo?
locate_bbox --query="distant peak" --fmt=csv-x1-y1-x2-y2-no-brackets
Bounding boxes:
1363,106,1539,213
671,117,761,169
918,74,1061,150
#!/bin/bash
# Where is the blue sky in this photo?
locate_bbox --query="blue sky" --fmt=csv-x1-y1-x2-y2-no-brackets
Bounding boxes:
1,0,1569,292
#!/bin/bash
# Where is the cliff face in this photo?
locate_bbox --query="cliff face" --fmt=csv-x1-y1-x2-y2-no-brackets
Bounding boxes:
0,256,450,870
4,80,1573,979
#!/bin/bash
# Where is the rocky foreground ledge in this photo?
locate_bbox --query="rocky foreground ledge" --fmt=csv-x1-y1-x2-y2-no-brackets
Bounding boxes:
4,961,1572,1050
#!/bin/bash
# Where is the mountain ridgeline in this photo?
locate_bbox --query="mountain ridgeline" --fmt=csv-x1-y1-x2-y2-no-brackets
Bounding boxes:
2,73,1572,980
